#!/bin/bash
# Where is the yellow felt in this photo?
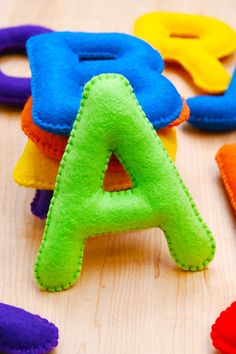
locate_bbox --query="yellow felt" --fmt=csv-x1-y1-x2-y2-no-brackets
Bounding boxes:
13,127,177,190
13,139,58,190
133,12,236,93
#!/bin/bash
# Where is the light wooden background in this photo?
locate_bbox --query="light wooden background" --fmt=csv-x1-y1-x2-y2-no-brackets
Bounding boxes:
1,1,236,353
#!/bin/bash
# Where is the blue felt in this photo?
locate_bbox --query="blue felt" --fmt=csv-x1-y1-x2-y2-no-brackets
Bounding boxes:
27,32,183,135
187,69,236,132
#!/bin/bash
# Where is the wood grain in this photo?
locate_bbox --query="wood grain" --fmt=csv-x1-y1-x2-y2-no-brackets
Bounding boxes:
0,1,236,353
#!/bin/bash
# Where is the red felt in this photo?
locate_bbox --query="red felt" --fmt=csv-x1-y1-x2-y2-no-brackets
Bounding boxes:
211,302,236,353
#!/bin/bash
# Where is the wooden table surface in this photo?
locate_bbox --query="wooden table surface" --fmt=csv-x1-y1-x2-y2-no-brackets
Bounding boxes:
1,1,236,353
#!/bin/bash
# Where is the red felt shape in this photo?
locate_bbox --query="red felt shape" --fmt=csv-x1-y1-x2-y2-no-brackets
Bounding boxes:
211,302,236,353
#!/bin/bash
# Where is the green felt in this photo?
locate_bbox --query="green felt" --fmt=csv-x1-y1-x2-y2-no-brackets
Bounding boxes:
35,74,216,292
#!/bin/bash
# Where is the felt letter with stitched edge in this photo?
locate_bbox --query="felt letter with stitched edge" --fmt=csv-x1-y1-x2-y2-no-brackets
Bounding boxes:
0,25,52,107
0,303,58,354
188,69,236,131
133,12,236,93
27,31,184,134
216,144,236,213
35,74,216,292
21,96,188,161
13,127,177,191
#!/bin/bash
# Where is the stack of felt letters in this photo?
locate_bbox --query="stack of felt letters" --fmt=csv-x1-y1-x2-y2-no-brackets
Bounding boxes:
13,31,189,219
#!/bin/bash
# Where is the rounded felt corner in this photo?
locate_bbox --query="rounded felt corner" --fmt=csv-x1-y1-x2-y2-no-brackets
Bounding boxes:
215,144,236,213
0,25,52,108
33,74,216,292
27,31,184,134
187,69,236,131
0,302,59,354
133,12,236,93
211,302,236,354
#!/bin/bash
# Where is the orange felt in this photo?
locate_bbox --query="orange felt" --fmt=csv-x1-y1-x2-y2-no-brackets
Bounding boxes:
14,131,177,192
21,96,188,161
105,155,132,191
14,127,177,192
215,144,236,212
21,97,67,161
168,99,189,127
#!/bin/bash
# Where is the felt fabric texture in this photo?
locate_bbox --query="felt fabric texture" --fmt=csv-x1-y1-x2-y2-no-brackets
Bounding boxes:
133,12,236,93
22,97,67,160
34,74,216,292
21,95,188,161
14,126,177,191
29,127,178,219
168,99,189,127
13,140,58,190
0,302,58,354
211,302,236,353
187,69,236,131
31,189,54,219
27,31,184,135
215,144,236,213
0,25,52,107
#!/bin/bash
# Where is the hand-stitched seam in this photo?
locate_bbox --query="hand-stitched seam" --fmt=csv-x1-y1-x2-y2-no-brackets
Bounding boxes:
34,74,215,291
99,150,113,189
0,343,56,354
22,125,64,160
0,318,58,353
31,101,183,131
169,100,190,127
0,340,58,354
22,122,178,163
14,176,55,189
113,150,137,190
190,114,236,122
215,154,236,211
28,42,183,131
22,109,181,161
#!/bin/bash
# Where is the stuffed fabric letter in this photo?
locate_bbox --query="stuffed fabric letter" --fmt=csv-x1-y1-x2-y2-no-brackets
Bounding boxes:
216,144,236,213
21,96,188,161
35,74,216,292
133,12,236,93
13,127,177,191
27,31,185,134
0,25,52,107
187,69,236,131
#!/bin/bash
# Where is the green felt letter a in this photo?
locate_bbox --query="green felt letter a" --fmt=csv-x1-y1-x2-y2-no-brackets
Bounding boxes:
35,74,216,291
